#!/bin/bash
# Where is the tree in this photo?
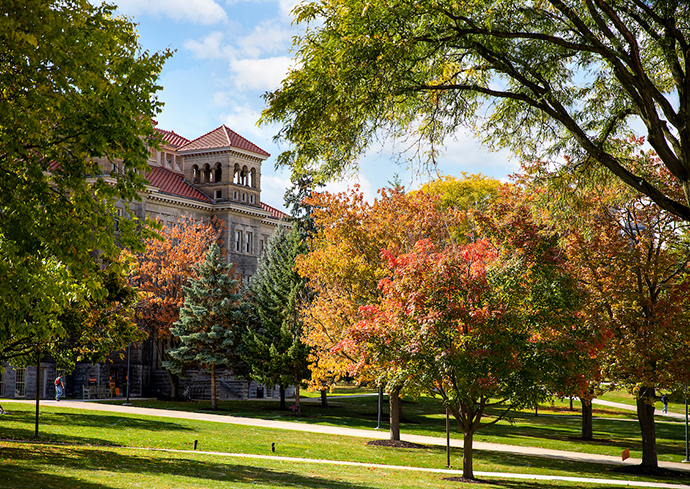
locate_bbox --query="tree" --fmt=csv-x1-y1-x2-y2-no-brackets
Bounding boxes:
296,183,476,439
261,0,690,222
132,218,223,364
0,0,170,357
165,243,246,410
352,188,588,479
527,144,690,469
243,226,312,413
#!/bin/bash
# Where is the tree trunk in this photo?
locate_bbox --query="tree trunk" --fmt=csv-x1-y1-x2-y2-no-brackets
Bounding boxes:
295,384,301,415
462,430,474,480
320,389,328,407
581,398,593,440
636,387,658,468
279,386,286,410
210,365,217,410
389,386,401,440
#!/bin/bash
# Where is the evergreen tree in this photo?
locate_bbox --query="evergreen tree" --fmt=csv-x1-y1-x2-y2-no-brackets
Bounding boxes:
165,243,245,410
243,226,312,413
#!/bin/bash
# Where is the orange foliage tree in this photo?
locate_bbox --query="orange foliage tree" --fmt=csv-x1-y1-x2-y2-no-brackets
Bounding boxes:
130,217,224,395
348,186,591,479
297,186,460,438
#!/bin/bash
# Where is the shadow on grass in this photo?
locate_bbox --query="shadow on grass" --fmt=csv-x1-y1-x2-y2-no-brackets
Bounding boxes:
0,410,193,447
1,444,380,489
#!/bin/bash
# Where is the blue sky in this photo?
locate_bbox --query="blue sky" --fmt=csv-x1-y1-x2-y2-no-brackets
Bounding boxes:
111,0,519,211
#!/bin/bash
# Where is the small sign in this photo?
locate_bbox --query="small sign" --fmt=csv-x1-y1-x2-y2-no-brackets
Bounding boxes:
621,448,630,461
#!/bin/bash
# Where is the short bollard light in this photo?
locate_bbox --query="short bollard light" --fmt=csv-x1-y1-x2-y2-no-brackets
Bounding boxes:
194,440,198,450
271,442,275,452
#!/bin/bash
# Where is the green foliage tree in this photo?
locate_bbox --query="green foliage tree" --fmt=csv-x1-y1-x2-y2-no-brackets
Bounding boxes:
525,141,690,469
165,243,246,410
261,0,690,221
243,226,312,413
0,0,170,358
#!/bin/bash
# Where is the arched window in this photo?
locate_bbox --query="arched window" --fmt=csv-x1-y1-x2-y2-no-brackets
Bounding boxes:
202,164,211,183
234,164,241,185
214,163,222,183
241,166,249,186
250,168,257,188
192,165,200,183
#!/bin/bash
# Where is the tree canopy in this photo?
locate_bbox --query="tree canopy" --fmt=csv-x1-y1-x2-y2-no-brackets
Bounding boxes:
261,0,690,221
244,226,312,412
0,0,170,358
165,243,246,410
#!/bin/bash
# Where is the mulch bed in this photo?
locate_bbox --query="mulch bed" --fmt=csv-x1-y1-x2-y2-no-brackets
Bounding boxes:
441,477,490,484
366,439,429,449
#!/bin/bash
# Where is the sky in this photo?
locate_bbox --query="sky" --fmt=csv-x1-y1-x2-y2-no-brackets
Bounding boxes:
111,0,520,212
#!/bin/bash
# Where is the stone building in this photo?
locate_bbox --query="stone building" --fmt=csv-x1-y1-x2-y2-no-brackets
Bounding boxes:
1,125,293,401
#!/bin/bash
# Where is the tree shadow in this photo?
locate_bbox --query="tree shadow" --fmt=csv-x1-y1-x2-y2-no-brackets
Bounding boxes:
0,411,193,447
1,443,384,489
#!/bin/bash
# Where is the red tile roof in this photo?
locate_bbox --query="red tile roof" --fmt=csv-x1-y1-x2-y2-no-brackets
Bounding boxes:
179,125,270,157
145,165,211,203
156,128,190,148
261,202,288,220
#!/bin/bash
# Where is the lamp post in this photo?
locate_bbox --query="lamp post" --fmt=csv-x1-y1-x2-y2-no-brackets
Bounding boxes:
376,386,383,429
123,343,132,406
683,381,690,462
446,407,451,468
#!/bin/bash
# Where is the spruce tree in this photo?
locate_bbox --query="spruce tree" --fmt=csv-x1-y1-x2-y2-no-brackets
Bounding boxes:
165,243,245,410
243,225,312,413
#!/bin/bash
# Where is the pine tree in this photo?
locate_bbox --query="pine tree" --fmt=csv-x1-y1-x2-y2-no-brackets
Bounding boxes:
165,243,245,410
243,226,312,413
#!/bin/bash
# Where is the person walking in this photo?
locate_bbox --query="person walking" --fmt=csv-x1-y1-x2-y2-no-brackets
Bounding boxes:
661,393,668,414
55,374,65,401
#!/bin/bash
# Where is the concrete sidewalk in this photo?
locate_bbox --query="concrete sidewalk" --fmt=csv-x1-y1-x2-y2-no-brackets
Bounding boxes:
8,398,690,473
593,398,689,421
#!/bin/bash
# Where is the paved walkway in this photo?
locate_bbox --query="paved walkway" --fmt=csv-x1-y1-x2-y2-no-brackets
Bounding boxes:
6,398,690,476
593,398,689,421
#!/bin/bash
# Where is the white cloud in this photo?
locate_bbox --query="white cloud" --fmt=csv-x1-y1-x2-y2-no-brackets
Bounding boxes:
184,32,236,60
260,174,291,211
238,20,293,58
114,0,228,25
230,56,293,91
220,103,265,140
278,0,303,19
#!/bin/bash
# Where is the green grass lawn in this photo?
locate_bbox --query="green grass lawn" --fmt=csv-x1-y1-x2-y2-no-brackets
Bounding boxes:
93,393,688,463
1,400,688,489
598,387,689,415
1,441,665,489
1,396,690,488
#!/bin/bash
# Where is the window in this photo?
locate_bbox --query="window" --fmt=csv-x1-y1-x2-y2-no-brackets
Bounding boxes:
114,208,122,232
235,230,242,252
241,193,246,202
259,239,264,253
233,190,238,200
215,190,222,200
249,194,255,204
245,232,252,254
14,368,26,397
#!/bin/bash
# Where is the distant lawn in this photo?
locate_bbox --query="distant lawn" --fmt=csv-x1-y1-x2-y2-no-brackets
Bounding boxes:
89,393,687,463
599,389,688,416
